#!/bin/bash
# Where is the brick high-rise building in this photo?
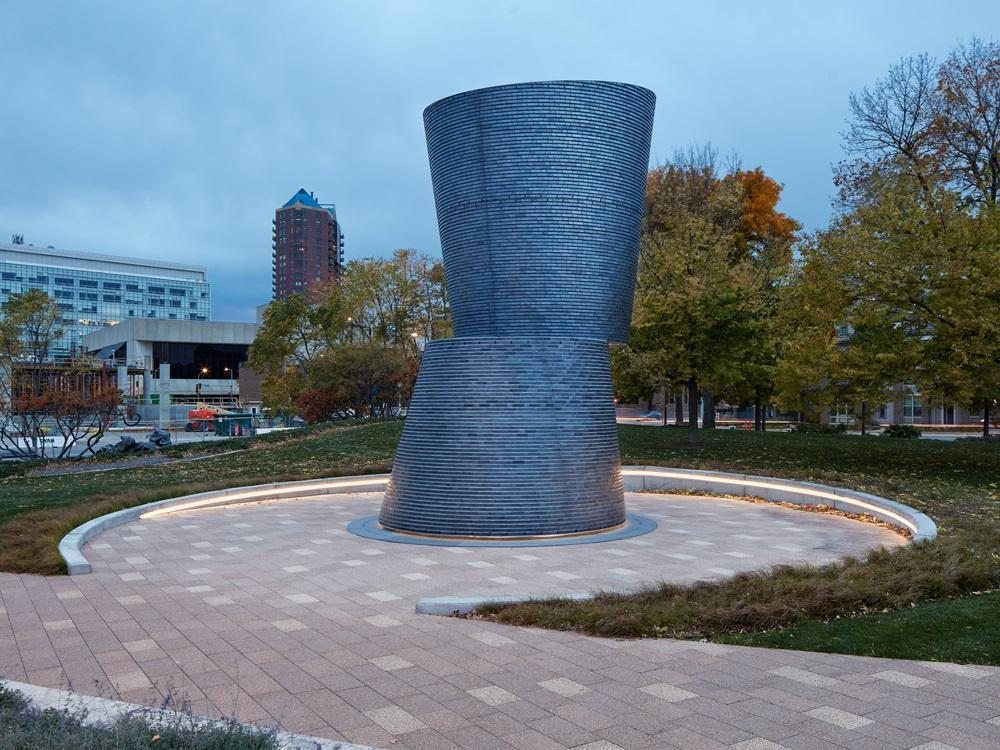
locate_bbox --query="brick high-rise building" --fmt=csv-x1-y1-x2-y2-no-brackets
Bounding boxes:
272,188,344,300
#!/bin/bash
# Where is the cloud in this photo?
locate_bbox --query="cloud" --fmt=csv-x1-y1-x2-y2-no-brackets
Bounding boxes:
1,0,994,321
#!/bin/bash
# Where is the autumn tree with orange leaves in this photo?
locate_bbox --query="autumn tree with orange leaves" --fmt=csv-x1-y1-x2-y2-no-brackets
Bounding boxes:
619,147,799,443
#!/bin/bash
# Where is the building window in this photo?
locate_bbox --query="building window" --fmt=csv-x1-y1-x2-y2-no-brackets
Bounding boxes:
103,294,121,302
148,285,165,294
169,288,186,296
79,280,98,288
126,283,142,291
55,277,74,286
103,282,121,289
829,403,851,424
902,394,923,423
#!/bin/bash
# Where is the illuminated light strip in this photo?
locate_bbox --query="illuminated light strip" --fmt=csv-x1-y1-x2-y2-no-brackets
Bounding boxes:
139,469,916,533
139,477,389,519
621,469,919,534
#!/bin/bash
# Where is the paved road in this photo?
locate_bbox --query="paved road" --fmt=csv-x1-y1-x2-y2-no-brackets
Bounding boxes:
616,418,987,441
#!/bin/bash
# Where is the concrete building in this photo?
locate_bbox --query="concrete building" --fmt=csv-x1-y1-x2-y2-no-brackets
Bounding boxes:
0,242,210,357
272,188,344,301
82,319,259,416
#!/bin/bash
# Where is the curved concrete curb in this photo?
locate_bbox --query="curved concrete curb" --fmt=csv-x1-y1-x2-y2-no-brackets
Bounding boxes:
622,466,937,543
60,466,935,575
416,593,593,616
59,474,390,574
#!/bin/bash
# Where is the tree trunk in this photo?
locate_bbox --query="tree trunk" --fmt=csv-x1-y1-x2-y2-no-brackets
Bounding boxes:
687,376,699,443
702,389,716,429
861,401,868,436
660,387,667,427
985,399,991,439
675,393,685,426
753,386,762,432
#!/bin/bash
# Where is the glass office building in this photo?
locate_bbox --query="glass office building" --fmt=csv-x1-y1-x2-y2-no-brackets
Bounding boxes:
0,242,210,357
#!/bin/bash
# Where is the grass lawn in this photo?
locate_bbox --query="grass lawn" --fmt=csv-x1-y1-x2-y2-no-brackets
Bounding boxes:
0,420,401,574
1,420,998,664
720,591,1000,665
480,425,1000,663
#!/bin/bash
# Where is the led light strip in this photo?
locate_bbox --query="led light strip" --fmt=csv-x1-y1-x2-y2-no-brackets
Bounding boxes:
622,469,918,534
137,469,916,535
139,477,389,519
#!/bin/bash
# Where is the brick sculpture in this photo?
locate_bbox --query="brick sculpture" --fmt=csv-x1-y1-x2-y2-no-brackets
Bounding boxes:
379,81,656,537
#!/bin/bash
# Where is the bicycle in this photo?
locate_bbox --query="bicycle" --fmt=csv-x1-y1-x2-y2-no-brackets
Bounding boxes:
118,402,141,427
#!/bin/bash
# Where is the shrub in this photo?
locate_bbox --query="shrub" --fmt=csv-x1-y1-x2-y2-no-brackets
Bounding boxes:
791,422,847,434
882,424,922,439
0,684,277,750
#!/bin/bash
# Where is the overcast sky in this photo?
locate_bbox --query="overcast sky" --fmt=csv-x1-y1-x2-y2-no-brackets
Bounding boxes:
2,1,995,321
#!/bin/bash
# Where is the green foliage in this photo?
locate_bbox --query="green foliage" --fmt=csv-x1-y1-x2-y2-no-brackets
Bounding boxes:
0,685,276,750
299,342,415,421
882,424,922,439
817,39,1000,432
249,249,448,421
609,346,667,407
0,288,62,364
623,149,799,440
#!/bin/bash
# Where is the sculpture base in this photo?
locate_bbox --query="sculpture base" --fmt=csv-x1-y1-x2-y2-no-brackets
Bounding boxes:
379,337,624,537
351,512,656,548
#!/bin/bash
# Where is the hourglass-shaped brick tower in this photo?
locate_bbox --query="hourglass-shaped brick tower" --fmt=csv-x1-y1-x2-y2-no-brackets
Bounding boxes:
379,81,655,537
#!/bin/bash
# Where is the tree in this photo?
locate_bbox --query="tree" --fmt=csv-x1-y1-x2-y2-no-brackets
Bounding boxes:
298,342,412,422
830,39,1000,435
934,38,1000,207
343,250,450,349
624,148,798,442
248,291,347,377
249,249,449,421
609,346,672,425
0,290,63,457
1,291,122,459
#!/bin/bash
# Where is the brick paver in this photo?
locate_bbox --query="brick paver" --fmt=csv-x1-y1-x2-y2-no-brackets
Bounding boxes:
1,491,997,749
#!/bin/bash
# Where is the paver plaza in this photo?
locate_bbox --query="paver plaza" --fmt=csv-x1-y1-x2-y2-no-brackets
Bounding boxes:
3,489,998,749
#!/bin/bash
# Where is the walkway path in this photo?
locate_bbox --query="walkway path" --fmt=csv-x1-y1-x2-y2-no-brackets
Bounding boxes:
1,492,997,749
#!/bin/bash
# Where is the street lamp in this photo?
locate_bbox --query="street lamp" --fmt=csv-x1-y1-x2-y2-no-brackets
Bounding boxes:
195,367,209,404
223,367,233,400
